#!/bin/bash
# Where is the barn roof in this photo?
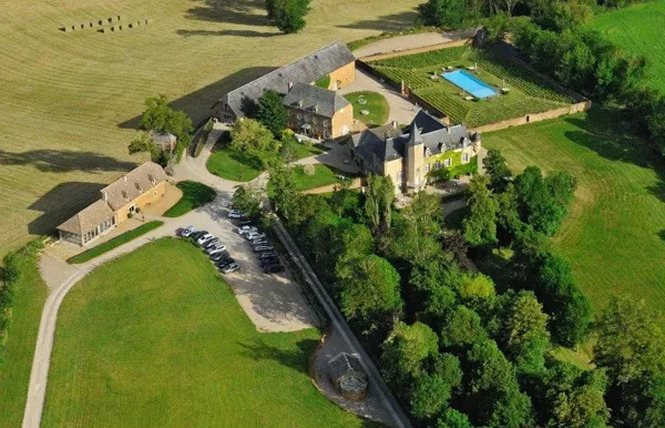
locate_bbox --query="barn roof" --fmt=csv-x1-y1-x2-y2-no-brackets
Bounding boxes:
101,162,168,211
217,42,355,117
282,83,350,118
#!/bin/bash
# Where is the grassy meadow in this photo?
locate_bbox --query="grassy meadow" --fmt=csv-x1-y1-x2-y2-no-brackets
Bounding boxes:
0,247,48,428
0,0,422,256
482,110,665,314
591,0,665,93
43,238,363,426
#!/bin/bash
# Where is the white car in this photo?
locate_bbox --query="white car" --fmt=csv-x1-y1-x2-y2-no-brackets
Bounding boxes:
197,233,214,245
181,225,196,237
237,226,258,235
206,245,227,255
228,210,244,219
246,232,266,241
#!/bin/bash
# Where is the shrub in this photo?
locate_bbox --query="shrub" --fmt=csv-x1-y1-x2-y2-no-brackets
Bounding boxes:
303,164,315,176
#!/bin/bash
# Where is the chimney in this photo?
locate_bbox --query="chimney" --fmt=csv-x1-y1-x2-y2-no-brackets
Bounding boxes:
313,104,318,113
391,121,398,129
288,81,294,90
298,100,303,108
123,176,127,183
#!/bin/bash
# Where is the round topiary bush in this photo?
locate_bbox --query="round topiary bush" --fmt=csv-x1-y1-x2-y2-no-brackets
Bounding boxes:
303,164,315,176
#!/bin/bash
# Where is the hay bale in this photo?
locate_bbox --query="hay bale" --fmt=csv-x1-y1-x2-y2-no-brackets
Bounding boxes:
80,23,85,29
145,18,152,24
128,23,134,29
71,25,76,31
117,15,121,21
110,25,116,32
61,26,68,33
303,164,315,176
118,25,123,30
136,20,141,26
108,17,114,23
98,20,103,26
89,22,94,28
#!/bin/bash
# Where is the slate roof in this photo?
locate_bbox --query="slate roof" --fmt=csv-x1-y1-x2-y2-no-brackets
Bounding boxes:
101,162,168,211
57,200,114,235
282,83,350,118
151,131,176,145
353,110,472,165
217,42,355,117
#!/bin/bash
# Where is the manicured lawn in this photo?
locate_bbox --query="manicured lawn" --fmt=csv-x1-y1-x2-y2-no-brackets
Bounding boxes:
292,164,353,191
344,91,390,126
206,146,265,182
43,239,362,427
0,245,48,428
0,0,421,256
482,109,665,314
590,0,665,93
288,140,327,160
369,47,574,127
163,181,216,217
67,221,164,264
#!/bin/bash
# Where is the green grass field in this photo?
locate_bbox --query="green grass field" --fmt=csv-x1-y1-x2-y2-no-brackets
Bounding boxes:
483,109,665,314
292,164,353,191
43,239,362,426
344,91,390,126
163,180,216,217
67,220,164,264
369,47,574,127
0,0,421,256
591,0,665,93
0,248,48,428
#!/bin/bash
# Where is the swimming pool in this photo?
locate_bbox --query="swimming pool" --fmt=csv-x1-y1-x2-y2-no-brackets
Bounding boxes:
442,70,497,99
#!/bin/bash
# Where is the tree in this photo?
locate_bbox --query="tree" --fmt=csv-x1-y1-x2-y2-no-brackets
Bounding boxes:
382,321,439,387
418,0,468,29
389,192,443,265
267,0,311,34
230,118,276,159
364,174,394,233
232,184,263,219
535,360,610,428
484,149,512,192
139,95,193,156
410,374,453,419
594,298,665,427
267,158,299,223
458,273,496,301
440,305,487,348
437,409,473,428
338,255,403,330
464,174,498,247
501,291,550,375
256,90,288,138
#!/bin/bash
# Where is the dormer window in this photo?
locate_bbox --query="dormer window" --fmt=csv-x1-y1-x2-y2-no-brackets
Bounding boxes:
424,147,431,157
148,173,155,185
122,190,129,200
135,183,142,192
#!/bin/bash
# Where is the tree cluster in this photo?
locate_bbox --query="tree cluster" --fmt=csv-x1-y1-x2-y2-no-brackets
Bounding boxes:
139,95,193,160
266,0,311,34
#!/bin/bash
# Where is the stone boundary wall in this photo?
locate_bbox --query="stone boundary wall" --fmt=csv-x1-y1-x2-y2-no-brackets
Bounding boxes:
358,38,474,61
471,100,591,133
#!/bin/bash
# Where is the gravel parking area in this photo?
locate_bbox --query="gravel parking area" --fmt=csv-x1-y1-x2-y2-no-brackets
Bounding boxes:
189,201,320,332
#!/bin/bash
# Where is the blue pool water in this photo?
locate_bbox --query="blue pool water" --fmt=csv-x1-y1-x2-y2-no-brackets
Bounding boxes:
442,70,497,99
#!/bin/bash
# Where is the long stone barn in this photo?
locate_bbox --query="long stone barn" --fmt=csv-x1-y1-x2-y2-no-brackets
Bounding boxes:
57,162,168,246
212,41,356,138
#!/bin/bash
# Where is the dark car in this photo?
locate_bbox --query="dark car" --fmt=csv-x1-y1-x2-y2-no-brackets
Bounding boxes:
239,219,253,226
189,230,206,241
253,245,274,252
263,264,284,274
251,239,269,247
258,252,276,259
216,258,236,269
210,251,231,262
259,257,279,267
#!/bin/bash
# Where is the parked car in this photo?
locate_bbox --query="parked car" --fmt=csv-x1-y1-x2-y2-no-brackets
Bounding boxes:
254,245,274,252
220,263,240,274
211,251,231,262
180,225,196,238
246,232,266,241
216,258,236,268
263,264,284,274
190,230,206,241
228,210,244,219
237,226,258,235
258,252,276,259
203,238,220,249
251,238,269,246
206,245,227,256
259,257,279,267
197,233,214,245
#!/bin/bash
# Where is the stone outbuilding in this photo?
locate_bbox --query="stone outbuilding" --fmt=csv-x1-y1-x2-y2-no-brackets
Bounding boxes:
282,83,352,139
328,352,368,401
57,162,168,246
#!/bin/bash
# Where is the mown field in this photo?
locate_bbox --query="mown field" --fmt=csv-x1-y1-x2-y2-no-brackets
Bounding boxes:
42,238,363,426
483,110,665,314
0,0,422,256
368,46,574,126
591,0,665,93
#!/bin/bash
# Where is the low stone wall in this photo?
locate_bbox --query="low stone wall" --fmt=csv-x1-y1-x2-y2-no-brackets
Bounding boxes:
471,100,591,133
358,38,474,61
303,177,363,195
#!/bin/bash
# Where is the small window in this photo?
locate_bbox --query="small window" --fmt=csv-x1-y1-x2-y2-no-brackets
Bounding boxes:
462,153,470,163
397,171,403,182
425,163,431,172
444,158,452,167
435,161,442,170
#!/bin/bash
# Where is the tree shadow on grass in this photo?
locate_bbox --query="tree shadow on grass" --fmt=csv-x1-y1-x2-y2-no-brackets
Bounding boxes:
117,66,277,130
184,0,268,27
336,10,419,32
0,149,136,174
237,339,318,375
563,107,665,203
27,182,107,236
